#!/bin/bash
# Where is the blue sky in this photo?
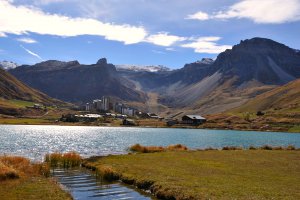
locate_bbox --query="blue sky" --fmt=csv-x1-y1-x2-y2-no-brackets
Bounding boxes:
0,0,300,68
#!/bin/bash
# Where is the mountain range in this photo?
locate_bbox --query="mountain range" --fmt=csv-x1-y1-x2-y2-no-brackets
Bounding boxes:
7,37,300,116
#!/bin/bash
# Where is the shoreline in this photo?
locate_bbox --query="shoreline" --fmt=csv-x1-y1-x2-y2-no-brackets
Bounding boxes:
0,121,299,134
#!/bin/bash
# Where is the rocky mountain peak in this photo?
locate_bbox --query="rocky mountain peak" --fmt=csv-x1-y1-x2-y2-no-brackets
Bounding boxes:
196,58,214,65
96,58,107,65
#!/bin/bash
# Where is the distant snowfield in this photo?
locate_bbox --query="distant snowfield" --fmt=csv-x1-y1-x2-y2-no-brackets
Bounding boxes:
0,61,18,70
116,64,171,72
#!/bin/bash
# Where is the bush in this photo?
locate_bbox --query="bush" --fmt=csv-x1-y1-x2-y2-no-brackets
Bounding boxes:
167,144,188,151
260,145,273,150
287,145,296,150
256,111,265,116
129,144,188,153
222,146,243,150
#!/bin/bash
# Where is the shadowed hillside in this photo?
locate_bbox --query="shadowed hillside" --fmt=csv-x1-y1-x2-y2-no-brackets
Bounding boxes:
10,58,147,103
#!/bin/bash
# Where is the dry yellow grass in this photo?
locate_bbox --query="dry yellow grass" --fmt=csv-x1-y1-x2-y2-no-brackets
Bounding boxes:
45,152,82,168
129,144,189,153
0,155,71,200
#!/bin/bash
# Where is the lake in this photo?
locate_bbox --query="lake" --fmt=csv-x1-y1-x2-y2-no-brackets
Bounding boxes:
0,125,300,161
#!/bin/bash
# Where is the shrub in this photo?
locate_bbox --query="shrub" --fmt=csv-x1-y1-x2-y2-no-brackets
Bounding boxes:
222,146,243,150
256,111,265,116
167,144,188,151
260,145,273,150
204,147,218,151
249,146,257,150
129,144,188,153
273,146,284,150
129,144,164,153
286,145,296,150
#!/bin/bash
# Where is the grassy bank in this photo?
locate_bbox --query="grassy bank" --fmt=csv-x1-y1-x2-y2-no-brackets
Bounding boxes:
0,155,72,200
84,149,300,200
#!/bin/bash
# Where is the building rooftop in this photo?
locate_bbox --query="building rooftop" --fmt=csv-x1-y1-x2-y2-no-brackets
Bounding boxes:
184,115,206,120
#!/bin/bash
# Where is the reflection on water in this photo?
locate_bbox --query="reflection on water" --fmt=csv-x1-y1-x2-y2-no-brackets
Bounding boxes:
52,168,153,200
1,125,300,161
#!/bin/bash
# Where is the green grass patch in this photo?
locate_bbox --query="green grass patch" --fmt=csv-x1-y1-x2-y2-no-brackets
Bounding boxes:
0,118,52,125
289,125,300,133
8,100,36,108
84,150,300,200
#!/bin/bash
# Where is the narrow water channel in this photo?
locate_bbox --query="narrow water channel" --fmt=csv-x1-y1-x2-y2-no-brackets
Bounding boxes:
52,168,154,200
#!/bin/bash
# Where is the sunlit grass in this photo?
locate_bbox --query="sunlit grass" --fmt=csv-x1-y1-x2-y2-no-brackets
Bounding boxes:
85,146,300,199
0,155,71,200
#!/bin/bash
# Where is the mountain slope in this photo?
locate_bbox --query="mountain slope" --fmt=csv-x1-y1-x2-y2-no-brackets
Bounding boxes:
119,38,300,115
0,68,61,104
10,58,146,103
232,78,300,113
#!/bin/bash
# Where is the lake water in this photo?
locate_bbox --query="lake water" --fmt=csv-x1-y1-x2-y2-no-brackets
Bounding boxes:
1,125,300,161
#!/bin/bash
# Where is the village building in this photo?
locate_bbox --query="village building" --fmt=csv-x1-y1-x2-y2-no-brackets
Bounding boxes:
182,115,206,125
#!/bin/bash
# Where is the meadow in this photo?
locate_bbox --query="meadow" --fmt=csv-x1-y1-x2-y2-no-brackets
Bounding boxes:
84,146,300,200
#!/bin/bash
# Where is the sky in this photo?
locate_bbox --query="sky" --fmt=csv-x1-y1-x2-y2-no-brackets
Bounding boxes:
0,0,300,68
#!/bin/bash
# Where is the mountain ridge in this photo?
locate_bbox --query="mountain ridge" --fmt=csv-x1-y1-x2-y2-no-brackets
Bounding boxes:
8,37,300,115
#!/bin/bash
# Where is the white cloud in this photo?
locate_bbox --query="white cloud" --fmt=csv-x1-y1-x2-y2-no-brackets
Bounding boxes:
16,37,37,43
181,37,232,54
0,1,147,44
145,32,186,47
186,11,210,20
20,45,43,61
187,0,300,24
0,32,7,37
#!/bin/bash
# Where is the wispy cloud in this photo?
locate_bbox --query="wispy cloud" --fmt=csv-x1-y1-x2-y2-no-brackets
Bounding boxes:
186,0,300,24
166,47,176,51
20,45,43,61
181,37,232,54
152,50,166,54
16,37,37,43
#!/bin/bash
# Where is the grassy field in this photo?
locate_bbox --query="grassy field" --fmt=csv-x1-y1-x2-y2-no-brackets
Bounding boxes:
0,155,71,200
0,118,52,125
85,150,300,200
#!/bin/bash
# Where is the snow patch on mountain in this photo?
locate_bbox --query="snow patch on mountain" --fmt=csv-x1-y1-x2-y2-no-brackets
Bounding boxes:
116,64,171,72
0,61,18,70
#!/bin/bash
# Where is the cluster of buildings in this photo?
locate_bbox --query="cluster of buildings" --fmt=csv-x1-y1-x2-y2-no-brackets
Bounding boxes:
84,96,136,117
